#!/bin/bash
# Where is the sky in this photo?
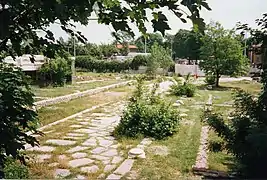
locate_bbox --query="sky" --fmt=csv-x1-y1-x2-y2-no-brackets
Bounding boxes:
48,0,267,44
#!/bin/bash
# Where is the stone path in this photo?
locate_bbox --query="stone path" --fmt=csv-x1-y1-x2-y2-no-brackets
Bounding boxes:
27,102,133,179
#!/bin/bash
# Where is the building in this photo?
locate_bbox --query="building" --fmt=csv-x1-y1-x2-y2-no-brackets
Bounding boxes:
116,44,138,53
248,44,263,68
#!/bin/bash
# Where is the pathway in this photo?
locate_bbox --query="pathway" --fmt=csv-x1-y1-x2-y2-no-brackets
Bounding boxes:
26,102,129,179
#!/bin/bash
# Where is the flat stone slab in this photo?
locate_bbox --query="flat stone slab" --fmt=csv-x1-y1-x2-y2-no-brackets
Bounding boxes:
75,175,86,179
70,125,83,128
67,133,84,137
66,146,89,153
106,174,122,180
114,159,135,176
27,146,55,152
58,155,67,160
63,136,83,140
91,147,106,154
74,129,96,134
82,138,97,146
72,152,87,159
104,164,116,172
101,149,118,157
112,156,123,164
99,139,113,147
68,158,94,168
54,169,71,178
46,139,76,146
80,165,99,173
79,122,91,125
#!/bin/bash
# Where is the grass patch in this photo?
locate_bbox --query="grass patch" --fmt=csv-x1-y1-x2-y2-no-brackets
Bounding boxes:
37,86,132,126
32,80,122,98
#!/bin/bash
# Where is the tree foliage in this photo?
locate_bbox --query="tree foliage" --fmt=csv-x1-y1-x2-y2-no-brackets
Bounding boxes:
0,0,211,59
199,22,249,87
172,29,202,61
204,14,267,178
135,33,164,53
0,63,39,178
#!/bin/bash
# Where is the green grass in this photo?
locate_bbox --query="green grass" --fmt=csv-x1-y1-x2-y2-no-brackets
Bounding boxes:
32,80,121,98
37,85,132,126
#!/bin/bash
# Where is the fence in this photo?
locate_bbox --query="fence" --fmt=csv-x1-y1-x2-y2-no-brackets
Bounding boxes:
175,64,205,77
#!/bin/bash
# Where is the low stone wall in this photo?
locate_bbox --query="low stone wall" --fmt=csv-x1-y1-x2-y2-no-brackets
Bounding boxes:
34,81,131,109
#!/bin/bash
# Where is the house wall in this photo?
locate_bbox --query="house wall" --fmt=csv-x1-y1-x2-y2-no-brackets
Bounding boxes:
175,64,205,77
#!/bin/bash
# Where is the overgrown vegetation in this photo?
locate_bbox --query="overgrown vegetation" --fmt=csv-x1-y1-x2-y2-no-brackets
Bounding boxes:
205,74,216,85
130,55,148,70
170,73,196,97
38,58,71,87
114,76,180,139
0,63,39,178
3,158,29,179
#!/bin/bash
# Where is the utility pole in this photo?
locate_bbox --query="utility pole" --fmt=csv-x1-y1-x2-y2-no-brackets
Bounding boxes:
144,36,147,54
71,37,76,84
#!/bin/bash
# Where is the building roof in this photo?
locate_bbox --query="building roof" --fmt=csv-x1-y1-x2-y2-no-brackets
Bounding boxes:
116,44,138,49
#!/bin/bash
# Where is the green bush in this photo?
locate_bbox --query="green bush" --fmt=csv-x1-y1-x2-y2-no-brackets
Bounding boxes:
203,89,267,178
170,74,196,97
4,158,29,179
75,56,131,73
130,55,148,70
114,76,180,139
0,63,39,178
204,74,216,85
38,58,71,87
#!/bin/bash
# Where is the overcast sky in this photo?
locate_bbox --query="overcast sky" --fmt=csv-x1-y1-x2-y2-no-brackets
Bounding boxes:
48,0,267,44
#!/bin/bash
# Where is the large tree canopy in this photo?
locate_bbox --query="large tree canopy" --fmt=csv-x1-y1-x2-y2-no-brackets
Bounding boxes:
0,0,211,58
199,22,249,87
135,33,164,53
172,29,202,61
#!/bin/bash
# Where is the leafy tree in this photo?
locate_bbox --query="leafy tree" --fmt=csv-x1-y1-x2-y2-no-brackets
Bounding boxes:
0,0,210,58
147,43,173,75
172,29,202,62
199,22,249,87
99,44,118,58
204,14,267,178
0,63,39,178
135,33,164,53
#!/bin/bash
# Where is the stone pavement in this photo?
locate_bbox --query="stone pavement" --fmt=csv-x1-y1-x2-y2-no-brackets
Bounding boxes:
27,102,134,179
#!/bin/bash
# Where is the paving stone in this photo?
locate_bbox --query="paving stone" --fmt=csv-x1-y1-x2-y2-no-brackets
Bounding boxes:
66,146,90,153
105,136,115,141
75,175,86,179
74,128,96,134
89,133,102,137
27,146,55,152
99,140,113,147
46,139,76,146
102,160,110,165
91,155,110,161
112,156,123,164
48,162,59,167
82,138,97,146
97,173,106,179
72,152,87,159
101,149,118,157
70,125,83,128
69,158,94,168
96,137,105,141
104,165,116,172
114,159,135,176
110,144,119,149
80,165,99,173
67,133,85,137
140,138,152,146
64,136,83,140
91,147,106,154
91,113,107,117
106,174,122,180
37,154,51,162
54,169,71,178
128,148,145,159
80,122,91,125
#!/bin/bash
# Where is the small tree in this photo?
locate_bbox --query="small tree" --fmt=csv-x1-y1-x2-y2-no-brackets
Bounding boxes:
0,63,39,178
199,22,249,87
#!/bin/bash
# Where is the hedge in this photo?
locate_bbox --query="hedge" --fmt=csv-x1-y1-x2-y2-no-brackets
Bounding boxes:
75,56,131,73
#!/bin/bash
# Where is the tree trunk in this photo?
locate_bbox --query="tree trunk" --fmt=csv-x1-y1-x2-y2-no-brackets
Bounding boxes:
216,71,220,87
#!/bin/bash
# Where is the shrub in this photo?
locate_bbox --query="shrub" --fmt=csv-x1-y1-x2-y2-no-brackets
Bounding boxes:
75,56,131,73
38,58,71,87
4,158,29,179
170,73,196,97
114,76,180,139
0,63,39,178
130,55,148,70
205,74,216,85
203,89,267,178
